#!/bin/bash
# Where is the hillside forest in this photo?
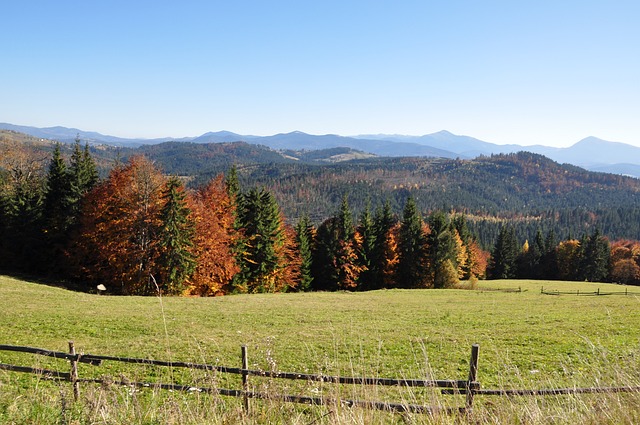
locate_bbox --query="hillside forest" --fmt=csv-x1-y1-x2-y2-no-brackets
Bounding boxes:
1,139,640,295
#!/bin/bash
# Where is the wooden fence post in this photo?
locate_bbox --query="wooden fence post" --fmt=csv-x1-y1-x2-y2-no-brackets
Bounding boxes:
465,344,479,411
241,345,249,412
68,341,79,401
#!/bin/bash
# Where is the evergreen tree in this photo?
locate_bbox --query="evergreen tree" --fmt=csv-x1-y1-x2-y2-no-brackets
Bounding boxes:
235,187,286,292
68,137,98,225
369,201,398,289
337,194,354,240
397,197,427,288
311,197,362,291
355,200,376,290
426,211,458,288
225,164,240,203
157,177,196,294
487,225,519,279
518,229,544,278
43,143,72,237
295,214,314,291
579,229,610,282
540,230,559,279
311,217,341,291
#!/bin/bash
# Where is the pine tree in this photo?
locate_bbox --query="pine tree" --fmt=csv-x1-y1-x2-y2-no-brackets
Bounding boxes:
397,197,428,288
157,177,196,294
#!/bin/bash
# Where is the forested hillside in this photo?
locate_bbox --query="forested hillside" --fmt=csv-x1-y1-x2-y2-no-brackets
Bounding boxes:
3,134,640,293
196,153,640,247
4,130,640,248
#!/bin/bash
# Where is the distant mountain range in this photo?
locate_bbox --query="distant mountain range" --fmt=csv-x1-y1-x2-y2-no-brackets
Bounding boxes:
1,122,639,178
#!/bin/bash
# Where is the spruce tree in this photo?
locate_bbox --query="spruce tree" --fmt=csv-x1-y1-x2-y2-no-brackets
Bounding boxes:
579,229,610,282
426,211,457,288
157,177,196,294
487,225,519,279
369,201,397,289
397,197,427,288
356,200,376,290
43,143,71,236
235,187,285,292
295,214,314,291
68,137,98,225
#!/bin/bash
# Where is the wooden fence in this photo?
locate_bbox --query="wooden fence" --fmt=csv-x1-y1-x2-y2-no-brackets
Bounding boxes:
541,286,640,296
1,342,639,416
0,342,480,415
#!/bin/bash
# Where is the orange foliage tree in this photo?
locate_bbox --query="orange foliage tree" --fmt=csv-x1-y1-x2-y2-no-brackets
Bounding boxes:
188,175,240,296
71,156,166,294
609,240,640,285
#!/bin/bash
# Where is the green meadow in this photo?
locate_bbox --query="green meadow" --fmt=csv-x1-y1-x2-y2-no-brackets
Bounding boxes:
1,275,639,424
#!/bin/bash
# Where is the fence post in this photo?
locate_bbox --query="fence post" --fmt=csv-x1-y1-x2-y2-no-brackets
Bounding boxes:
68,341,79,401
465,344,479,411
597,288,600,296
241,345,249,412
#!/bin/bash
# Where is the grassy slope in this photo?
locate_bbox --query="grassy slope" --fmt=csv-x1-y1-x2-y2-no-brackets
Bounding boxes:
1,276,639,424
1,276,639,386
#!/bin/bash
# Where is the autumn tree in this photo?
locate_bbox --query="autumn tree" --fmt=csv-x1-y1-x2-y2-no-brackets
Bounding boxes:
72,156,165,294
556,239,582,280
189,175,240,296
609,240,640,284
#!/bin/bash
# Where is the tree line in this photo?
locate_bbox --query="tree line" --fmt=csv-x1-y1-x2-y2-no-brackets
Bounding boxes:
1,146,639,295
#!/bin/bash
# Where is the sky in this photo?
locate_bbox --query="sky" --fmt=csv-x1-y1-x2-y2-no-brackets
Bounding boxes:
2,1,639,147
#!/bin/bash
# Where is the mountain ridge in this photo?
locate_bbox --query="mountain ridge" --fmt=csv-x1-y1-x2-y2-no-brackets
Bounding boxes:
1,122,638,177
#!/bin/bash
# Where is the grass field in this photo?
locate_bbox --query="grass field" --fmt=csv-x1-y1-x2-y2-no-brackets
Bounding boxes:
1,275,639,424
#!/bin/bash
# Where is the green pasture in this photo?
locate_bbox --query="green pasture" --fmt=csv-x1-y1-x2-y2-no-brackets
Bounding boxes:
1,275,639,423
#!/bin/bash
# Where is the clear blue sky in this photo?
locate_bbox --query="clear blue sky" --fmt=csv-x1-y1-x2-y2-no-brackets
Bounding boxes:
2,1,639,147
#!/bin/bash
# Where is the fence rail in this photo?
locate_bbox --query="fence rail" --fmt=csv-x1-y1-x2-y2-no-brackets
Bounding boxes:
1,342,639,416
0,342,480,415
540,286,640,296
